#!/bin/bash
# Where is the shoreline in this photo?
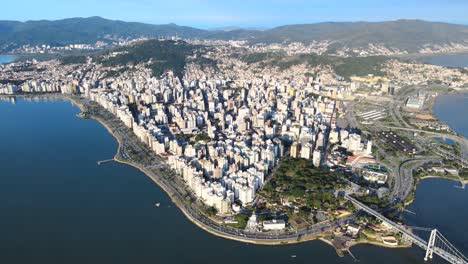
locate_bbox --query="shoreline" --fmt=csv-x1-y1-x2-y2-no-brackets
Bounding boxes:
66,95,330,246
418,175,467,184
1,94,444,253
319,237,411,253
392,50,468,60
430,90,468,138
405,175,467,207
349,240,411,249
401,90,468,206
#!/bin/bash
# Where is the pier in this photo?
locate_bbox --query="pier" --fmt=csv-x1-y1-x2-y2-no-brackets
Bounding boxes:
97,159,114,165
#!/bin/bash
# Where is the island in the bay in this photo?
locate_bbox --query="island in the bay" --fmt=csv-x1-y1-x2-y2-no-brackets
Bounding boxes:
1,17,467,263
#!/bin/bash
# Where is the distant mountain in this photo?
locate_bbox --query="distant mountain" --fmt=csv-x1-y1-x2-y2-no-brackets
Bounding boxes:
208,26,268,32
247,20,468,52
1,17,468,54
0,16,205,51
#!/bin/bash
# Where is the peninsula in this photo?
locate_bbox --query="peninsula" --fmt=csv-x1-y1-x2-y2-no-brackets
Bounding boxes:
1,34,467,262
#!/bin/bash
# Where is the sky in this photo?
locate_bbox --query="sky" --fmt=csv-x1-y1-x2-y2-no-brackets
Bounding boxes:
2,0,468,28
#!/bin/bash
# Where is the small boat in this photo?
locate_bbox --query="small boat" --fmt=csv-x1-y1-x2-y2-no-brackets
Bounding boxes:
291,255,297,258
155,203,161,207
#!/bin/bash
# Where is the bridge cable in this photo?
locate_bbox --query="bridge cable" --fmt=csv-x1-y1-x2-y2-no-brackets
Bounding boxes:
437,231,467,259
435,231,468,262
434,232,468,263
405,226,433,232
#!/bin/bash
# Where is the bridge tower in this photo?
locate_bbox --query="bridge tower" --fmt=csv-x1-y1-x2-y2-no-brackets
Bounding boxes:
424,229,437,261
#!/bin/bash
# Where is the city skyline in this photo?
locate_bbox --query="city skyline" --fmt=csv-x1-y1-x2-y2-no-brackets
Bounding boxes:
1,1,468,263
2,0,468,28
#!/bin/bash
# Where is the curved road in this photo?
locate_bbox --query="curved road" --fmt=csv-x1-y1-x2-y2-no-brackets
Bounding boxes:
390,157,442,203
77,97,354,245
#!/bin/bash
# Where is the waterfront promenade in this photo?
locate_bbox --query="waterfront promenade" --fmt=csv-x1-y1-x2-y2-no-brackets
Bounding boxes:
69,95,354,245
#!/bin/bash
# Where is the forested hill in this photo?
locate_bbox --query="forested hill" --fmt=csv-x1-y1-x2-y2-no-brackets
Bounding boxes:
61,40,216,79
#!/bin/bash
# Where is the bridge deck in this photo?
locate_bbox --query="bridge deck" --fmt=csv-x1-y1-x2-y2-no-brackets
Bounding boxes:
344,195,467,264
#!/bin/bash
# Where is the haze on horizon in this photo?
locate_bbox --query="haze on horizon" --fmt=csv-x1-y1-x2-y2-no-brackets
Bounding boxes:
2,0,468,29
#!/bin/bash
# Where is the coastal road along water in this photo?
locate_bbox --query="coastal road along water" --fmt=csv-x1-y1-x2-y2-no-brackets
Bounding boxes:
75,96,356,245
391,157,442,203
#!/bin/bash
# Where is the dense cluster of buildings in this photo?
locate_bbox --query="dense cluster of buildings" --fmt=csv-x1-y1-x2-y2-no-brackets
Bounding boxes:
85,61,341,215
191,39,468,57
2,39,466,216
385,60,468,88
8,43,107,54
1,46,343,216
0,83,18,94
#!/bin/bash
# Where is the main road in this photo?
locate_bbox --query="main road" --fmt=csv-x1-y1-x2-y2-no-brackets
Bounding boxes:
72,96,354,245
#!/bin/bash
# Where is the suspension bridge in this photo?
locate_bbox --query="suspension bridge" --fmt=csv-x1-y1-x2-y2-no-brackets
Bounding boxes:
345,195,468,264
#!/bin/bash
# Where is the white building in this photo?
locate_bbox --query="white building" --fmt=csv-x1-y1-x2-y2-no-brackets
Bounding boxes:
263,219,286,231
300,143,312,159
312,150,322,167
348,133,362,153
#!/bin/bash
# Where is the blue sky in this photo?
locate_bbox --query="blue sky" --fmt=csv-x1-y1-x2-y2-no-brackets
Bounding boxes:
2,0,467,28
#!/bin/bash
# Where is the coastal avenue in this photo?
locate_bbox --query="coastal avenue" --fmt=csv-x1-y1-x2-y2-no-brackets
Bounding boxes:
391,157,442,202
345,195,468,264
77,96,355,244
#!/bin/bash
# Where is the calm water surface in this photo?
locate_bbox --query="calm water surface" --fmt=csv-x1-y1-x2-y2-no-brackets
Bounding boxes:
0,97,466,264
0,55,14,64
433,93,468,138
417,53,468,68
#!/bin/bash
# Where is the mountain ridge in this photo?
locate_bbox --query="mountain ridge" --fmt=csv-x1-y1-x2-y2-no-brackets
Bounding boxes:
1,16,468,53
